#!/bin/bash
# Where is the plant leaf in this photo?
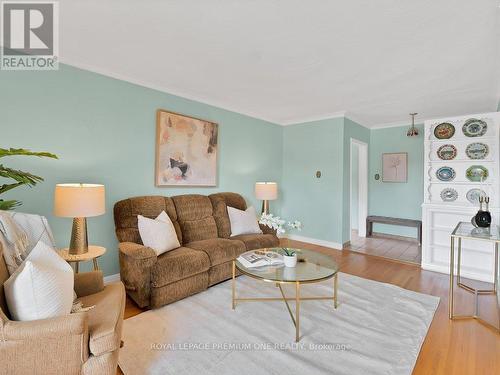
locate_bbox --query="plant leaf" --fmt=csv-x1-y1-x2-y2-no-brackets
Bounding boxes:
0,182,25,195
0,165,44,186
0,199,21,210
0,148,58,159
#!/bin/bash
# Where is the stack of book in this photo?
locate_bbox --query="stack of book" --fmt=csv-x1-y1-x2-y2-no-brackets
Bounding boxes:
237,250,283,268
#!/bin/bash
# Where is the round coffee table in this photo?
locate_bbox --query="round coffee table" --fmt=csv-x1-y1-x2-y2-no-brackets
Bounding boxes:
232,248,339,342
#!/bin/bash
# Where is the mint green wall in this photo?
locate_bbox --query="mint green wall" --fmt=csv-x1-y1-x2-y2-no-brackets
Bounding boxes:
368,124,424,238
0,64,283,276
351,145,359,230
281,118,344,244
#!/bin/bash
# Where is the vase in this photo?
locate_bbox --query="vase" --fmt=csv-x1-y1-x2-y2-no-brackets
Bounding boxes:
283,254,297,267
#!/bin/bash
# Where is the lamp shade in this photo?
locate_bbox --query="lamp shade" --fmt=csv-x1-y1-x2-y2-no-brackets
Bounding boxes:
255,182,278,200
54,183,105,218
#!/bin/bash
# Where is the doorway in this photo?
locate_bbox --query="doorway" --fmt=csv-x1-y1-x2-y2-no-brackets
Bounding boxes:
350,139,368,241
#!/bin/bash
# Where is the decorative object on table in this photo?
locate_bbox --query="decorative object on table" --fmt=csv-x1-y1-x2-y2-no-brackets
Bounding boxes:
0,148,57,210
433,122,455,139
436,166,456,181
382,152,408,183
440,188,458,202
436,144,457,160
471,196,492,228
259,213,301,237
155,109,218,186
254,182,278,214
462,118,487,137
281,247,297,267
406,112,419,137
465,142,489,160
465,165,488,182
466,188,486,205
53,183,105,255
57,245,106,273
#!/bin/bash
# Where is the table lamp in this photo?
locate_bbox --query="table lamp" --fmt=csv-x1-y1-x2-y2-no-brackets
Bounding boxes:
54,183,105,255
255,182,278,214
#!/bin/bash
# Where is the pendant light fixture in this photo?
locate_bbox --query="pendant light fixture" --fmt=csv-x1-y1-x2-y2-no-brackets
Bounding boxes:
407,113,419,137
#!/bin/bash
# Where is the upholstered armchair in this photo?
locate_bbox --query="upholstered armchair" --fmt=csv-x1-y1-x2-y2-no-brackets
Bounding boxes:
0,244,125,375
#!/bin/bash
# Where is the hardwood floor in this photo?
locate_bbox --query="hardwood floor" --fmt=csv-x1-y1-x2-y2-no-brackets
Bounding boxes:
120,239,499,375
345,229,422,264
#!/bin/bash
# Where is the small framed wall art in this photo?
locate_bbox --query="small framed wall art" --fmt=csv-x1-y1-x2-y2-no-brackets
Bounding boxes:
382,152,408,183
155,109,218,186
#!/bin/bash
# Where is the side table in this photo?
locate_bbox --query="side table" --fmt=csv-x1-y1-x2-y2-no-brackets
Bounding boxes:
449,222,499,332
57,245,106,273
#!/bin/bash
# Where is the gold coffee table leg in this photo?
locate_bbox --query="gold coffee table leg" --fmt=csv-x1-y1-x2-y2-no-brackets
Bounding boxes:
295,281,300,342
334,273,338,309
232,260,236,310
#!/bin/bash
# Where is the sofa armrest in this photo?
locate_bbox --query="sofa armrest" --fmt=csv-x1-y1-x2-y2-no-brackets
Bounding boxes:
74,271,105,298
118,242,157,308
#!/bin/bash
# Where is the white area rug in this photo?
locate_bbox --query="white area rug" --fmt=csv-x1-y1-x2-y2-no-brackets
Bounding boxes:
119,273,439,375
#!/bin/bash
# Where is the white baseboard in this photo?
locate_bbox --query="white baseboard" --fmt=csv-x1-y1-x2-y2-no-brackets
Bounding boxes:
421,262,494,283
283,234,343,250
104,273,121,284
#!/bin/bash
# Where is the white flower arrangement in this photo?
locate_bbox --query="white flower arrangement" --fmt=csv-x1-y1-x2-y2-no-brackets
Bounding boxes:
259,213,302,236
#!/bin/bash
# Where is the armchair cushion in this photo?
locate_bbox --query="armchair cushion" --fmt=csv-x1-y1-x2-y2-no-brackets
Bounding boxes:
74,271,104,298
79,281,125,356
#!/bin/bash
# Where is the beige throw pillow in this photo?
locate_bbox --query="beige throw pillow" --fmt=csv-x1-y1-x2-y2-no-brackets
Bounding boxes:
228,206,263,237
138,211,180,255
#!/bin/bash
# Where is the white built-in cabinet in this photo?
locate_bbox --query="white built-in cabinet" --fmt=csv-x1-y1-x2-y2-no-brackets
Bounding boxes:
422,111,500,282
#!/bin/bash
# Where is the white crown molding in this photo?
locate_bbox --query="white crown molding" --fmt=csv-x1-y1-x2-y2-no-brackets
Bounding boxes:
369,119,426,129
59,59,282,126
279,111,347,126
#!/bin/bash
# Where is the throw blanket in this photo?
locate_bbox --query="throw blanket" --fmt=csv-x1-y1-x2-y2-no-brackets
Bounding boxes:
0,211,29,274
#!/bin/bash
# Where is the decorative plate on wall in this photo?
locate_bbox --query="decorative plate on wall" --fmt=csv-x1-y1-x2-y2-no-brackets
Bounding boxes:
462,118,487,137
440,188,458,202
466,188,486,205
436,144,457,160
434,123,455,139
465,165,488,182
436,166,456,181
465,142,489,159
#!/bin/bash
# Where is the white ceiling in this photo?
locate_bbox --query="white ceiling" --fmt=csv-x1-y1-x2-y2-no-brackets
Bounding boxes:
60,0,500,127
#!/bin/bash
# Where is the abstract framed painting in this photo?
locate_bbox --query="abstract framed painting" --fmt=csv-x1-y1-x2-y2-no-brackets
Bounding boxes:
382,152,408,183
155,109,218,186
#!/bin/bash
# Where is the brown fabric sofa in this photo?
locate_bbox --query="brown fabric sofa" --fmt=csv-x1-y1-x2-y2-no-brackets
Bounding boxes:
114,192,279,309
0,244,126,375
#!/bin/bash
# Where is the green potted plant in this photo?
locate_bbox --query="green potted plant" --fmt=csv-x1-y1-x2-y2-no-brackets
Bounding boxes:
0,148,57,210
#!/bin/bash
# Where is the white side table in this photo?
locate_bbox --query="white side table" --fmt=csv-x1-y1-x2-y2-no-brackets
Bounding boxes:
57,245,106,273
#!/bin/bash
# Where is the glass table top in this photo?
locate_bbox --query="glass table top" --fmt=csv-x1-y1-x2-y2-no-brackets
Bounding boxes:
451,222,500,242
235,248,339,283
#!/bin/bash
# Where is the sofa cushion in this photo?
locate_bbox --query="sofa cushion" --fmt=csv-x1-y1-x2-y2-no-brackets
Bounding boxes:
151,247,210,287
114,196,182,244
186,238,246,266
79,281,125,357
230,234,280,251
172,195,218,243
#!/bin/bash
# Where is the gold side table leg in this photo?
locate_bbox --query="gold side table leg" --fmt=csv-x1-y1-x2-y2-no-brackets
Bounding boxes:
295,281,300,342
449,237,455,319
75,262,79,274
334,273,338,309
232,260,236,310
92,258,99,271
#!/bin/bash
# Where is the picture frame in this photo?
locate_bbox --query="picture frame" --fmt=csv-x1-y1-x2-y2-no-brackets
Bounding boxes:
155,109,218,186
382,152,408,183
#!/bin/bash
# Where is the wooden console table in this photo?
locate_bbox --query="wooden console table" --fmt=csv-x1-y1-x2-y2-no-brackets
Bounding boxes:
366,215,422,244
